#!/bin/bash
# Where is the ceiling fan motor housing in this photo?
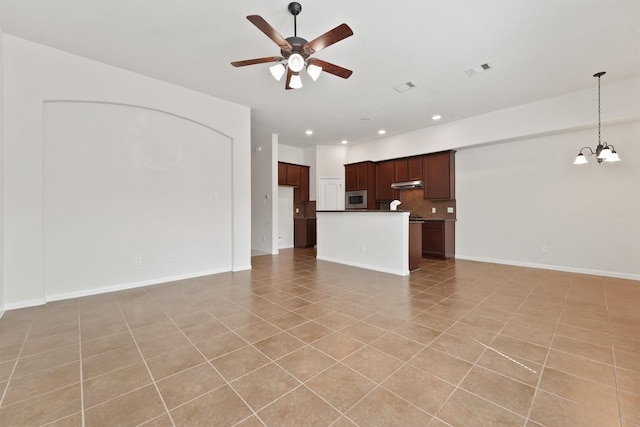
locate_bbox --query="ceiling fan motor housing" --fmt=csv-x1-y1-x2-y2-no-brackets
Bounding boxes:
288,2,302,16
283,36,310,59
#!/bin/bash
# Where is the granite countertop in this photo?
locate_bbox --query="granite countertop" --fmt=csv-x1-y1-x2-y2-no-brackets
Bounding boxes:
316,210,456,220
410,217,457,221
317,210,409,213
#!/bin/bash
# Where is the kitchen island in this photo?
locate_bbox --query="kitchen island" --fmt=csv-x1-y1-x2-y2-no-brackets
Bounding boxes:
316,210,422,276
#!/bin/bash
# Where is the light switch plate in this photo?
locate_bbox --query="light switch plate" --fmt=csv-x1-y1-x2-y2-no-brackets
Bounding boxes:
447,207,454,213
431,207,436,213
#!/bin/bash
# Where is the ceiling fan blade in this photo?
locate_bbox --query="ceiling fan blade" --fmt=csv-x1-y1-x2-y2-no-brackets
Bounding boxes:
285,68,294,90
247,15,292,52
303,23,353,55
231,56,283,67
308,58,353,79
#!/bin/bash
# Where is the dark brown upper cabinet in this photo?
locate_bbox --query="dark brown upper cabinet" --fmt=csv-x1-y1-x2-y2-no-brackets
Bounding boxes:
423,151,455,200
375,160,396,201
394,156,423,182
278,162,287,186
393,159,408,182
294,165,310,203
279,162,310,202
408,156,423,181
345,161,374,191
285,164,301,187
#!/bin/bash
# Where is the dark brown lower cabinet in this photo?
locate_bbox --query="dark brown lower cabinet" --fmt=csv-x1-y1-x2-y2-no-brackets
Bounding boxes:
294,218,316,248
422,220,455,259
409,222,423,271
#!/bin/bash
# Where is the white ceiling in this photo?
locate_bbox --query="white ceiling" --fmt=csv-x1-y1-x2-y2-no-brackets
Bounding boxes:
1,0,639,148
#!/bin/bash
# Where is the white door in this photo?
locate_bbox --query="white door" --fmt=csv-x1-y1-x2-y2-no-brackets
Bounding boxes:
277,186,294,249
318,177,344,210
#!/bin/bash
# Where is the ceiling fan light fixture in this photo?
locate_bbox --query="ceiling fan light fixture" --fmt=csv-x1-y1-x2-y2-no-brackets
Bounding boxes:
307,63,322,81
269,63,286,81
290,73,303,89
288,53,305,73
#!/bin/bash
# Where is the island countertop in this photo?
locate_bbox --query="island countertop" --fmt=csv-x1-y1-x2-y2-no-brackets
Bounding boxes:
317,210,455,221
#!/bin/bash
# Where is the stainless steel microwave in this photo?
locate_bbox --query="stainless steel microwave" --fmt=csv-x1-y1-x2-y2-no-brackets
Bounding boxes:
345,190,367,209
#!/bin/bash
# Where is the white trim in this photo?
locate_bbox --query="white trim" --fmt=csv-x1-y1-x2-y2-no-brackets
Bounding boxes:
317,255,409,277
455,255,640,281
232,264,252,272
5,269,231,311
4,298,48,311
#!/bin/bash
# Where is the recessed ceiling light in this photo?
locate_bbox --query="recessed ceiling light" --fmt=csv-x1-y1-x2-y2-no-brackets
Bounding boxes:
305,130,313,135
341,140,348,145
432,115,442,121
378,129,386,135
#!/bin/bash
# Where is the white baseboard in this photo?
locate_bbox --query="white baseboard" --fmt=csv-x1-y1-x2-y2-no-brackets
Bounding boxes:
455,255,640,281
4,268,232,311
317,255,409,277
4,297,47,311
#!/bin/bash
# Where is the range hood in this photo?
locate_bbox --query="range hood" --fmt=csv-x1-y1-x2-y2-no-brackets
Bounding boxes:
390,180,424,190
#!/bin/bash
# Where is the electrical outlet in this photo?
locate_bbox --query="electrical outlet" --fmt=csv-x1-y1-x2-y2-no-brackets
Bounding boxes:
295,208,300,214
447,207,454,213
210,192,219,200
135,256,142,266
360,243,366,252
432,207,436,213
167,254,174,263
541,245,549,254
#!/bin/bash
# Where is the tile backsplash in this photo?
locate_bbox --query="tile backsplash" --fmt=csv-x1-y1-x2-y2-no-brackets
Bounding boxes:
397,188,456,219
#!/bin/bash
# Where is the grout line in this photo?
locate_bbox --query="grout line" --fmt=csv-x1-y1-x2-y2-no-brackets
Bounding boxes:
523,273,571,423
472,339,537,374
604,279,626,426
114,295,177,427
0,322,32,407
77,301,86,427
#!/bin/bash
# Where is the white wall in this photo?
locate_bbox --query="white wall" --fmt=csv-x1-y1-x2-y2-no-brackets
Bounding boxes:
3,36,251,308
456,120,640,279
251,134,275,255
278,187,294,249
0,24,4,316
345,76,640,279
278,144,304,164
43,102,233,300
303,146,317,201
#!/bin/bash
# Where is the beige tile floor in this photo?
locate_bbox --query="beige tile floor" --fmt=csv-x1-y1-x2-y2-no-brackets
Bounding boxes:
0,248,638,426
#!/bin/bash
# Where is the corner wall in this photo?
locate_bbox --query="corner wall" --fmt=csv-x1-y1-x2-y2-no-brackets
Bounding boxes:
3,36,251,308
456,120,640,279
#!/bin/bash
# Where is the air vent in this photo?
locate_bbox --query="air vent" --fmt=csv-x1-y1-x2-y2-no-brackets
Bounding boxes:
464,62,494,77
393,81,417,93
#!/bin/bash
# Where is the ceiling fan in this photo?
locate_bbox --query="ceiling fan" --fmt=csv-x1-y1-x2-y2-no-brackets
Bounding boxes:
231,2,353,90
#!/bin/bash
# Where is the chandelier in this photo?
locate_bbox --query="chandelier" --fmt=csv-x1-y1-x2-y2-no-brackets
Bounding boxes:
573,72,621,165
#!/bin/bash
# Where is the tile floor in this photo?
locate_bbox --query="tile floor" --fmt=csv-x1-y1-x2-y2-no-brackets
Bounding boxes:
0,248,638,426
